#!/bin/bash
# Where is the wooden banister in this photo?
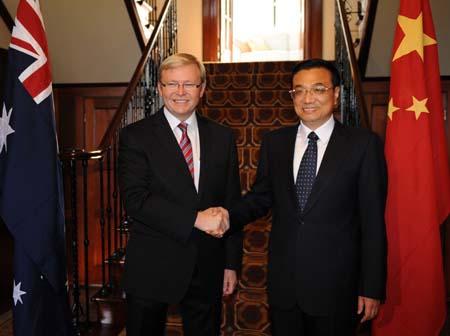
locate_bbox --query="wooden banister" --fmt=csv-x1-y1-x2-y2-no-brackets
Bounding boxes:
0,1,14,32
124,0,147,51
357,0,378,78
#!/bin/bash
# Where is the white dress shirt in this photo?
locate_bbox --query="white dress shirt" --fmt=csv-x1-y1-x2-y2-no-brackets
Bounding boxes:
293,116,335,182
164,109,201,191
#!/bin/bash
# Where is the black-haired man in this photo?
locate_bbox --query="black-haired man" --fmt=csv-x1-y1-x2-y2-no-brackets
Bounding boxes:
231,59,387,335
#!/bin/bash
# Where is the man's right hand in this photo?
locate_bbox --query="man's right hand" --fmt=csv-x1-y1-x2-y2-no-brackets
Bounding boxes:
194,207,229,238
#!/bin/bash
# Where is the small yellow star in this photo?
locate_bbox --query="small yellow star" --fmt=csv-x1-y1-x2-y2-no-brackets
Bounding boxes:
406,96,429,120
393,12,437,62
387,98,400,120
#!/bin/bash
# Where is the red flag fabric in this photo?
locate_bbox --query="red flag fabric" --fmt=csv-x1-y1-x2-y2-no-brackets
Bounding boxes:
372,0,450,335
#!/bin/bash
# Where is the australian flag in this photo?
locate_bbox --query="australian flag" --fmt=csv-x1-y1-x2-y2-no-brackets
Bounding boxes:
0,0,72,335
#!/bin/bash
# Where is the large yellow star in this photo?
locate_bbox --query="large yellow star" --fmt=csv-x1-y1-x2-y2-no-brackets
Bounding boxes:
406,96,429,120
387,98,400,120
392,12,437,61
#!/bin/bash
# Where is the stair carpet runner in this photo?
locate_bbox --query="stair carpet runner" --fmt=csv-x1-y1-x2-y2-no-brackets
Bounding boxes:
179,61,298,335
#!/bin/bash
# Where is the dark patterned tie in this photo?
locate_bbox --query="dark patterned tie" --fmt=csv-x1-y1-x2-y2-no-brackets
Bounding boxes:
178,122,194,179
295,131,319,212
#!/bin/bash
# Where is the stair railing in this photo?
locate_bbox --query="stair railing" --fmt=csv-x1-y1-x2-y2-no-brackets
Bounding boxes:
60,0,177,332
335,0,370,128
125,0,158,51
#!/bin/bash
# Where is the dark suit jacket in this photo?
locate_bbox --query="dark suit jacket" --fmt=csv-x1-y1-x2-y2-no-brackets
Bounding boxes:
231,120,387,315
118,109,242,303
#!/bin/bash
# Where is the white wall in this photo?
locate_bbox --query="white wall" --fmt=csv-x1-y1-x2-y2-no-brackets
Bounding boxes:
0,0,17,49
177,0,203,60
321,0,450,77
366,0,450,77
41,0,140,83
365,0,397,77
2,0,141,83
0,19,10,48
322,0,335,60
1,0,448,82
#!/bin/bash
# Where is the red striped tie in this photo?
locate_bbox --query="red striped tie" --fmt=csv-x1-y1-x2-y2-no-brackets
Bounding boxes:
178,122,194,179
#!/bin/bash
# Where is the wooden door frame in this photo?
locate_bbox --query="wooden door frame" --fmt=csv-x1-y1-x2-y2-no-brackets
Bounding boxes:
304,0,323,59
203,0,221,61
202,0,323,61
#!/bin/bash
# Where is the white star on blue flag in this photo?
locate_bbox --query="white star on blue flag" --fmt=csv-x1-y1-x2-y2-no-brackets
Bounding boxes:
13,280,27,306
0,104,14,154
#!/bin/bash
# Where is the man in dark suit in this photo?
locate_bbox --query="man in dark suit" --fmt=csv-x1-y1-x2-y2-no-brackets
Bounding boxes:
118,53,242,336
230,59,387,335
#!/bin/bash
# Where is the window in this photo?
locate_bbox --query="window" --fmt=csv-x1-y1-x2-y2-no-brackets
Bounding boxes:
203,0,322,62
221,0,304,62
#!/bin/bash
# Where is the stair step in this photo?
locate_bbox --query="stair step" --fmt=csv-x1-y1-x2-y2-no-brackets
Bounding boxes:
91,287,125,303
204,89,293,107
255,73,292,89
135,0,155,40
207,73,292,90
105,248,126,265
204,61,297,75
91,287,126,325
91,288,183,327
81,321,123,336
117,217,133,234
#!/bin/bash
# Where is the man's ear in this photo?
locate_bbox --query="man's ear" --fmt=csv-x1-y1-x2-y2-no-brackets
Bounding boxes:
199,82,206,97
333,86,340,106
157,82,163,96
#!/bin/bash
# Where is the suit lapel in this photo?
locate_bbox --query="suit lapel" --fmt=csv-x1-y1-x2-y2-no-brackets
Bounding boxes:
281,125,300,212
197,114,211,200
153,109,198,194
302,122,348,215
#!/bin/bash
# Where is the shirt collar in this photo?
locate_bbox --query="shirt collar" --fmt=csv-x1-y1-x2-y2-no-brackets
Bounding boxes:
164,107,198,131
298,115,335,144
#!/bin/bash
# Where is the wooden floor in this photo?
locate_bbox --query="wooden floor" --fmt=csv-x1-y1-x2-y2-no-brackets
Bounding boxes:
0,283,448,336
2,310,449,336
1,284,449,335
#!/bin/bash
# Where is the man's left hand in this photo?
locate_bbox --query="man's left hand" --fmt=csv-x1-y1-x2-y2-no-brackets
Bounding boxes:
223,269,237,296
357,296,380,322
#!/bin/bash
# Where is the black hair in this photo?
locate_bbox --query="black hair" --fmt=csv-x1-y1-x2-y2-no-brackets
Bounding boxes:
291,59,341,87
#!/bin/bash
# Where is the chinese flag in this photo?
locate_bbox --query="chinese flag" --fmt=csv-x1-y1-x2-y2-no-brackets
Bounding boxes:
372,0,450,335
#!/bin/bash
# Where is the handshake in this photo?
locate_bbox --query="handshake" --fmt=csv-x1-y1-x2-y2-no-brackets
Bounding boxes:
194,207,230,238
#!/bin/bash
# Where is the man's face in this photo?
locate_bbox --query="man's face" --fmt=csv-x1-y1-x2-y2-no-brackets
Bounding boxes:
291,67,339,130
157,64,206,121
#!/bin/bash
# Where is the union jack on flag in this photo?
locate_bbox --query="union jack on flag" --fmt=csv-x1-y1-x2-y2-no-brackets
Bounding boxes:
0,0,72,335
10,0,52,104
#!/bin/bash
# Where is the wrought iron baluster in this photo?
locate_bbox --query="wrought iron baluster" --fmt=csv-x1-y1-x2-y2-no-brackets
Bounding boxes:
106,147,113,289
69,157,81,335
81,158,90,326
335,0,363,127
99,156,108,295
